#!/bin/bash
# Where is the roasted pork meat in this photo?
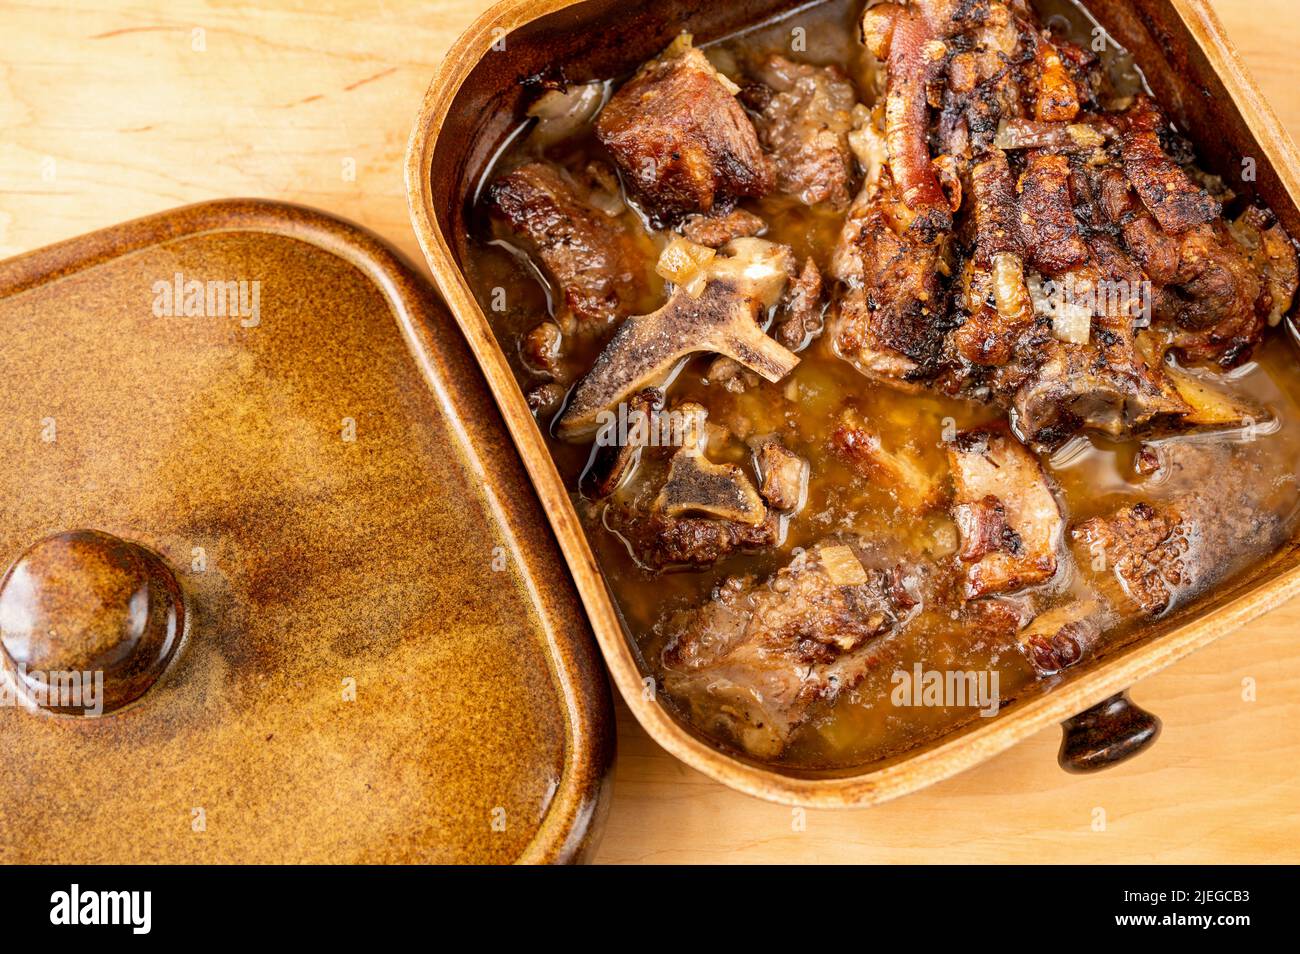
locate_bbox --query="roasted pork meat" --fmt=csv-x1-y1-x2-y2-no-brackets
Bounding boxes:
471,0,1300,766
597,401,782,569
948,423,1062,598
660,539,922,757
1072,444,1292,617
745,54,865,209
596,35,774,225
487,161,647,330
828,0,1297,446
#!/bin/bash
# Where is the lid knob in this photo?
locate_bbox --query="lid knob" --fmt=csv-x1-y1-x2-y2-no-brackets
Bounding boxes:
0,530,185,716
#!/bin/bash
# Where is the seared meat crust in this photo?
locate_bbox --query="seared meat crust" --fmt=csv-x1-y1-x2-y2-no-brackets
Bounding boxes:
748,54,863,210
596,36,773,225
825,0,1296,439
488,161,645,329
1120,95,1220,235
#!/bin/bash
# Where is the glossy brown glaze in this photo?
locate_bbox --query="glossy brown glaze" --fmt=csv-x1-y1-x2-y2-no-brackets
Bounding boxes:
407,0,1300,805
0,199,613,863
0,530,185,716
1058,691,1162,773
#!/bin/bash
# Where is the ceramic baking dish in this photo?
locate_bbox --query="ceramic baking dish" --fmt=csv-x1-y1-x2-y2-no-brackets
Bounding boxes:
405,0,1300,806
0,199,613,861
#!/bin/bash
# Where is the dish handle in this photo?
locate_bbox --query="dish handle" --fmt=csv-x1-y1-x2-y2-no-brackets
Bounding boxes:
1057,691,1161,773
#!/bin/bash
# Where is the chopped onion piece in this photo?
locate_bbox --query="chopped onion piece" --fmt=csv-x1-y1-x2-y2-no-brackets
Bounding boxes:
1066,123,1105,148
990,252,1030,319
1052,300,1092,344
1027,271,1092,343
527,82,606,147
820,545,868,587
656,237,716,297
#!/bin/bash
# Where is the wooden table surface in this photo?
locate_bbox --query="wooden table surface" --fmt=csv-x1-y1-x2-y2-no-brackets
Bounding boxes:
2,0,1298,864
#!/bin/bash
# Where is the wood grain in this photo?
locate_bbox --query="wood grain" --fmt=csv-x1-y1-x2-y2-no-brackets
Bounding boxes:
1,0,1297,863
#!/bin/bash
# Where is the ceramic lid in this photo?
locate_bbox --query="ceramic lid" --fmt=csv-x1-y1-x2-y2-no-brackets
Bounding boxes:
0,199,613,863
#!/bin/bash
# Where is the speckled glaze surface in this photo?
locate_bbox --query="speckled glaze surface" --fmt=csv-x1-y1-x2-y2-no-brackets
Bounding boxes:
406,0,1300,806
0,199,613,863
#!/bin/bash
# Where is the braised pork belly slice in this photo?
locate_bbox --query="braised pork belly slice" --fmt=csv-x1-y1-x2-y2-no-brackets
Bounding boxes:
486,161,646,331
659,540,921,758
745,54,865,210
595,35,773,225
948,424,1062,599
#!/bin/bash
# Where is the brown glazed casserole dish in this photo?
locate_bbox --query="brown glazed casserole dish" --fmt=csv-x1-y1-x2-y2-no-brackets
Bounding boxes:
406,0,1300,805
0,200,613,861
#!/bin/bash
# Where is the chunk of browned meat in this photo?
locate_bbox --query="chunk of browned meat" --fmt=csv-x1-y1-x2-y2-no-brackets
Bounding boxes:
830,171,951,382
595,35,773,225
1095,164,1182,283
748,54,862,209
610,508,780,570
659,540,919,757
520,320,565,380
599,402,780,569
1103,151,1274,368
1071,443,1292,617
1017,151,1089,275
487,161,646,329
935,0,1028,157
1072,502,1190,616
831,406,946,513
948,424,1062,598
750,435,807,512
1010,337,1191,449
970,148,1024,261
1232,205,1300,328
1170,223,1266,367
772,257,824,351
1120,96,1219,235
1018,600,1107,676
681,208,766,247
